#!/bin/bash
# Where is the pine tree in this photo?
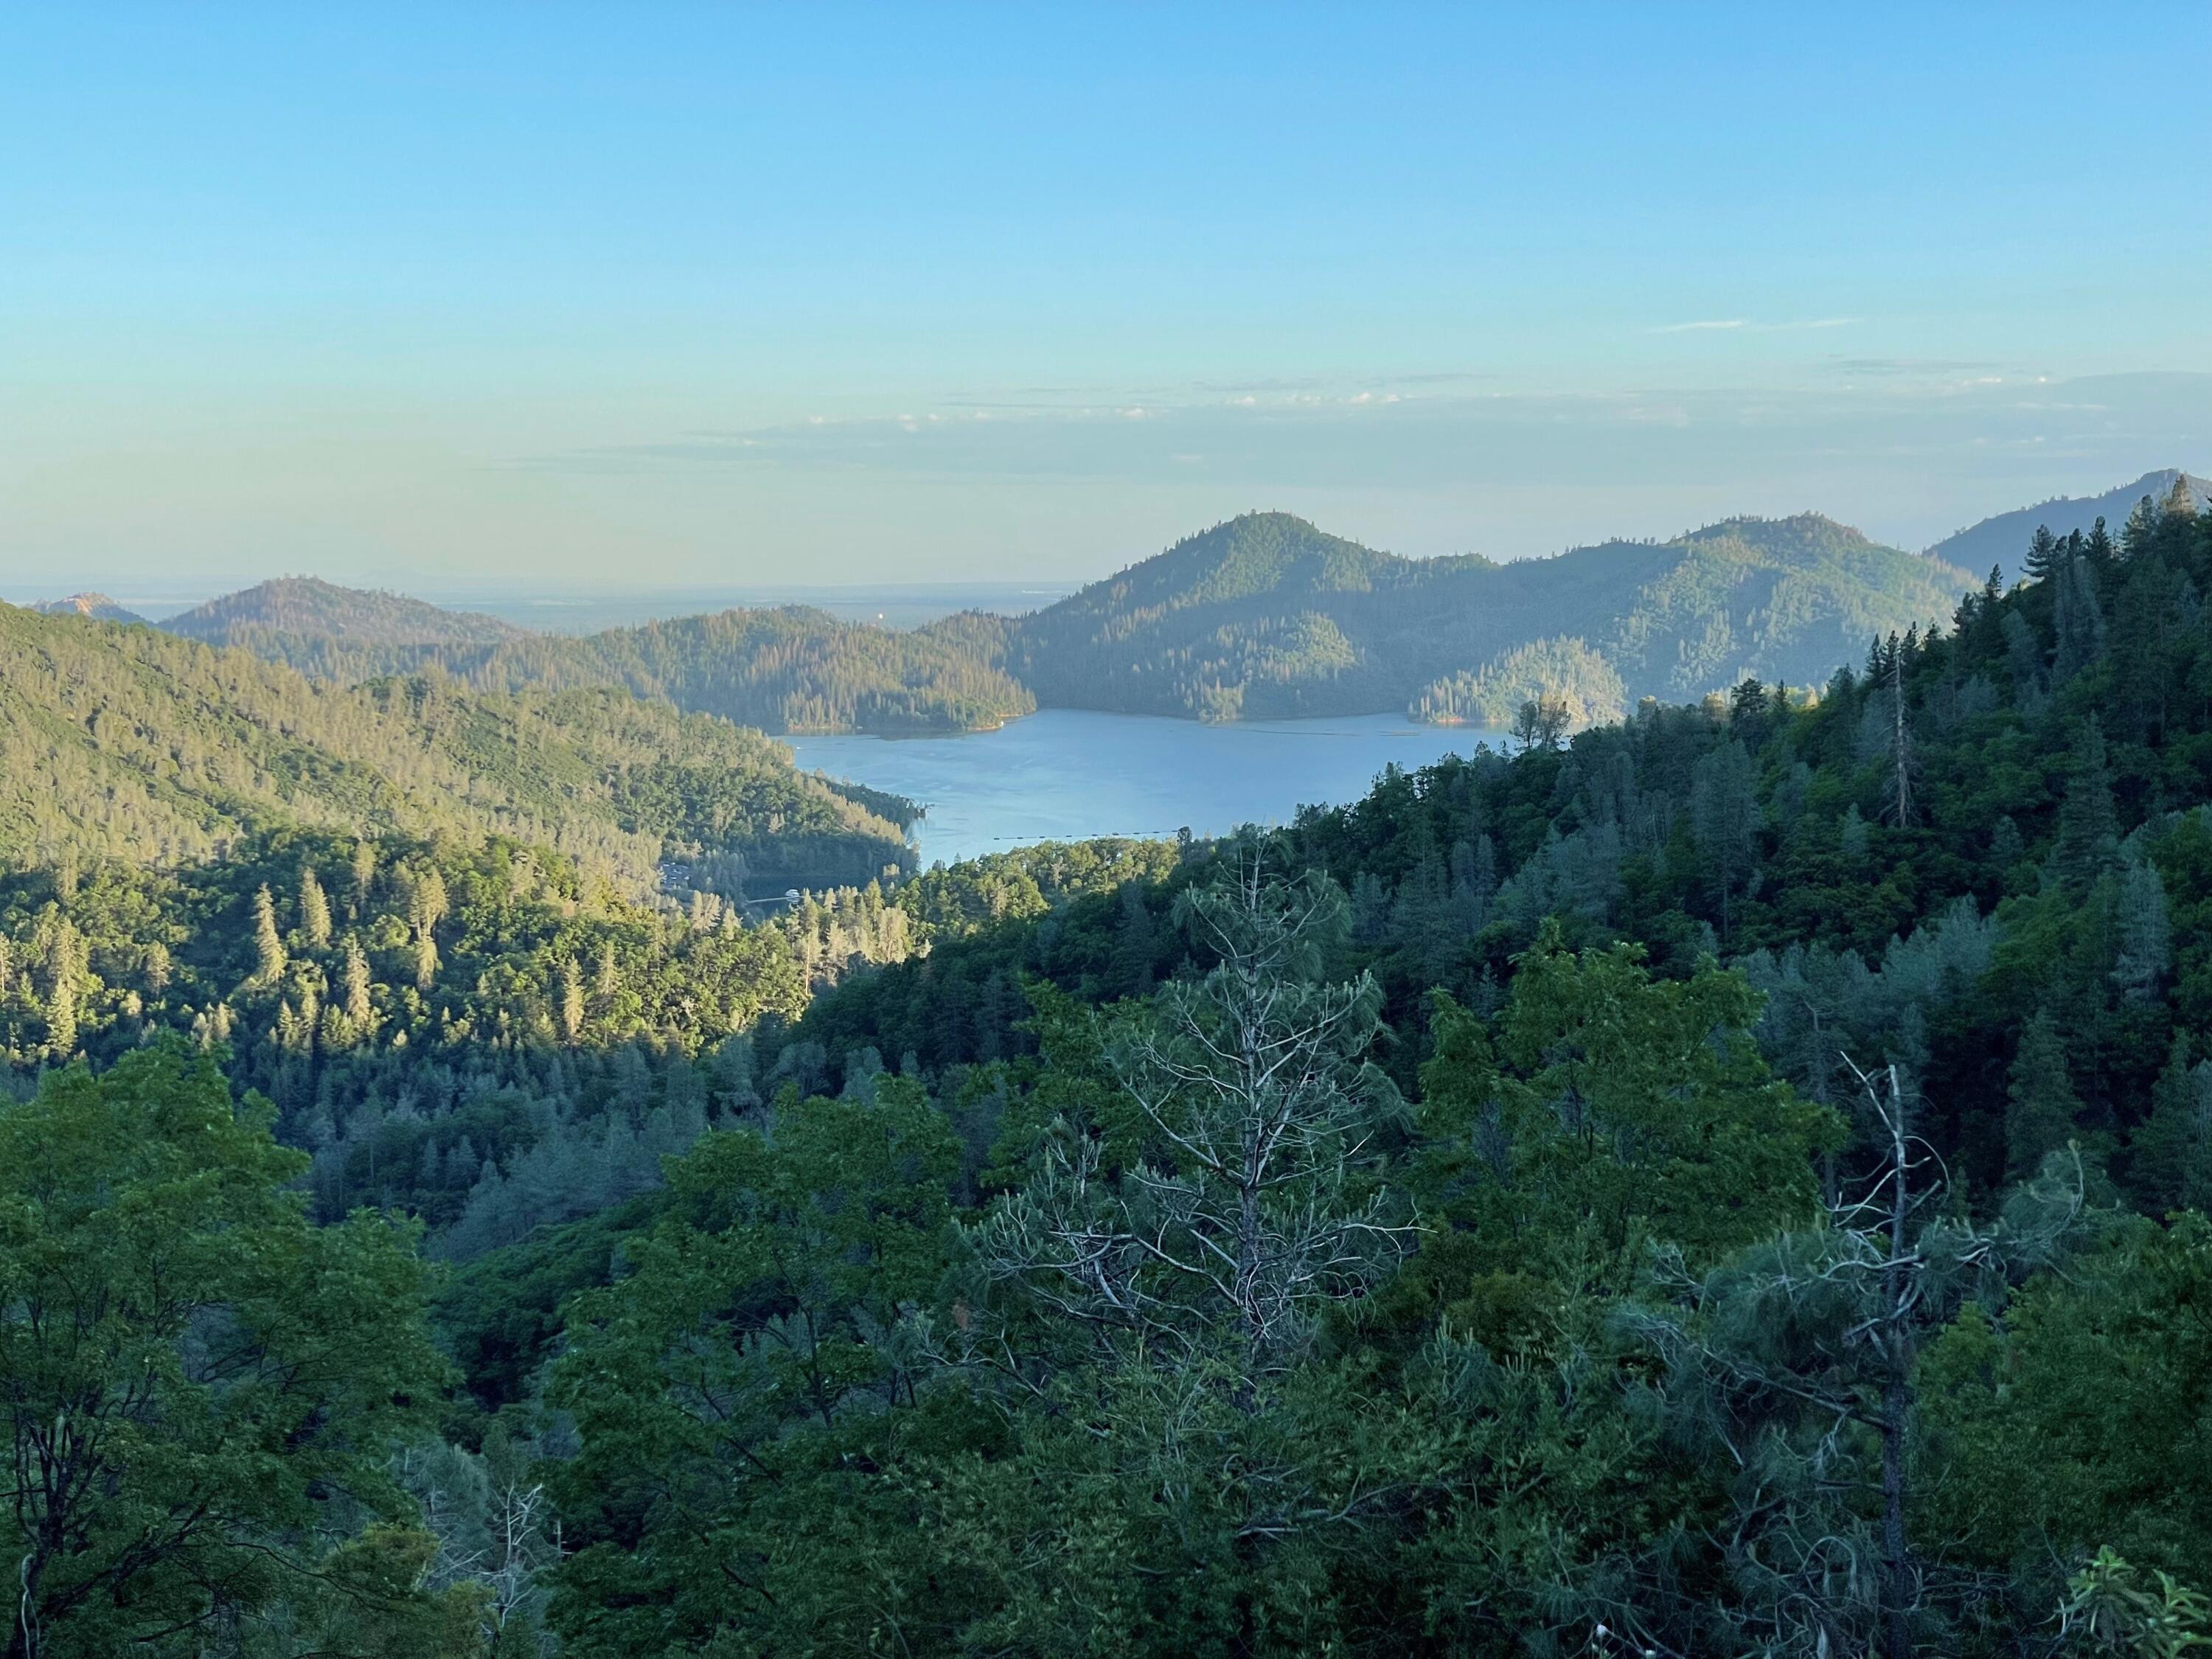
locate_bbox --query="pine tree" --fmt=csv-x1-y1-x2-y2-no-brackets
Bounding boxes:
2053,556,2108,684
2048,723,2119,888
343,936,374,1029
414,930,439,994
2023,525,2060,582
350,838,377,916
560,958,585,1046
252,883,287,984
2006,1011,2081,1181
2112,852,2173,1003
1691,739,1761,939
44,943,78,1059
2130,1035,2204,1213
299,864,333,948
1885,644,1916,827
411,866,450,936
2084,514,2116,569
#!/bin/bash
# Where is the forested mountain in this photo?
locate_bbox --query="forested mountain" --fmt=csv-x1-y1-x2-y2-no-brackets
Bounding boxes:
10,487,2212,1657
26,591,145,622
153,585,1039,735
162,575,525,649
137,504,1969,736
0,602,912,892
1928,466,2211,582
998,509,1972,722
411,605,1037,735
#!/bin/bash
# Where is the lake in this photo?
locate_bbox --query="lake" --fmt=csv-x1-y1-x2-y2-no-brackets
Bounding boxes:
791,709,1500,868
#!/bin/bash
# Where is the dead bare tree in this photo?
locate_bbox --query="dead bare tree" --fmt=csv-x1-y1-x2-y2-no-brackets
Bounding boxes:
1606,1060,2090,1659
977,844,1413,1392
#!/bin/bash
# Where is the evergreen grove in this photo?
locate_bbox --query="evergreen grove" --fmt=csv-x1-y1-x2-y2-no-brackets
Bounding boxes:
3,482,2211,1655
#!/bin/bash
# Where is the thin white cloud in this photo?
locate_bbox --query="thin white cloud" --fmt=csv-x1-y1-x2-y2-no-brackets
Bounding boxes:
1655,316,1861,335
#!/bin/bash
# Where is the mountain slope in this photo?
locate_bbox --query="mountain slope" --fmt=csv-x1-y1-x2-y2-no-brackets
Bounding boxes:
0,605,911,892
159,587,1037,737
425,605,1037,735
1004,510,1971,723
1927,468,2211,582
161,577,525,655
25,593,146,624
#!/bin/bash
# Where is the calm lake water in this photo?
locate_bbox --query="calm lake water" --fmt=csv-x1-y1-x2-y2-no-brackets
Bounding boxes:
791,709,1498,868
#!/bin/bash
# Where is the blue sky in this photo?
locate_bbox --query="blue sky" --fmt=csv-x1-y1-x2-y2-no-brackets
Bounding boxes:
4,3,2208,594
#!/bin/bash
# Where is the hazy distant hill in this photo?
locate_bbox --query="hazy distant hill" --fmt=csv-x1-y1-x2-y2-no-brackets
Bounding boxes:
161,576,525,657
24,593,145,624
147,508,1974,733
0,603,911,891
153,578,1037,737
1927,468,2211,583
999,510,1972,723
426,606,1037,736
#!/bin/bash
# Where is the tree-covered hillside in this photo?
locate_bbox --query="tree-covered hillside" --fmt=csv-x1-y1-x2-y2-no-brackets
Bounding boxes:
1002,509,1972,723
170,595,1040,737
161,575,524,653
0,602,912,893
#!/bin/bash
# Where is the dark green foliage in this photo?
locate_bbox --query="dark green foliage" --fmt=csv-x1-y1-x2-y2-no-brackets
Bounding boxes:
12,487,2212,1655
0,1044,475,1656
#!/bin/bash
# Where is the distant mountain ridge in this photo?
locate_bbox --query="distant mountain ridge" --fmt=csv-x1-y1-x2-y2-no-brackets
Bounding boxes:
160,576,525,650
1927,468,2211,583
67,501,1992,734
24,593,145,624
996,509,1973,723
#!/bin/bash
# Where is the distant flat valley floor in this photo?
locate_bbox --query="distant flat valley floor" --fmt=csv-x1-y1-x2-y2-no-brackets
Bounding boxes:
792,709,1496,867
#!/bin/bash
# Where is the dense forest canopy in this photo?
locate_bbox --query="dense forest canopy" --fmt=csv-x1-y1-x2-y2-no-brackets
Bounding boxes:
0,602,914,892
3,481,2211,1655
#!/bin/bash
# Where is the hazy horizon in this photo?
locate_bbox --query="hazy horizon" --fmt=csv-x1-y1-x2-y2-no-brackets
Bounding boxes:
6,4,2209,590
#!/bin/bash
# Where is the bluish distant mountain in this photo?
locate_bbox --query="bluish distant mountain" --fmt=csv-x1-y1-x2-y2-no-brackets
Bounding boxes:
1927,469,2211,584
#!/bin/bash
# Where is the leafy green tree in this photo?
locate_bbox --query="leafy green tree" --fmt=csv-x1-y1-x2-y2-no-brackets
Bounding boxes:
546,1079,958,1657
1417,928,1838,1280
0,1043,452,1658
1920,1214,2212,1630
